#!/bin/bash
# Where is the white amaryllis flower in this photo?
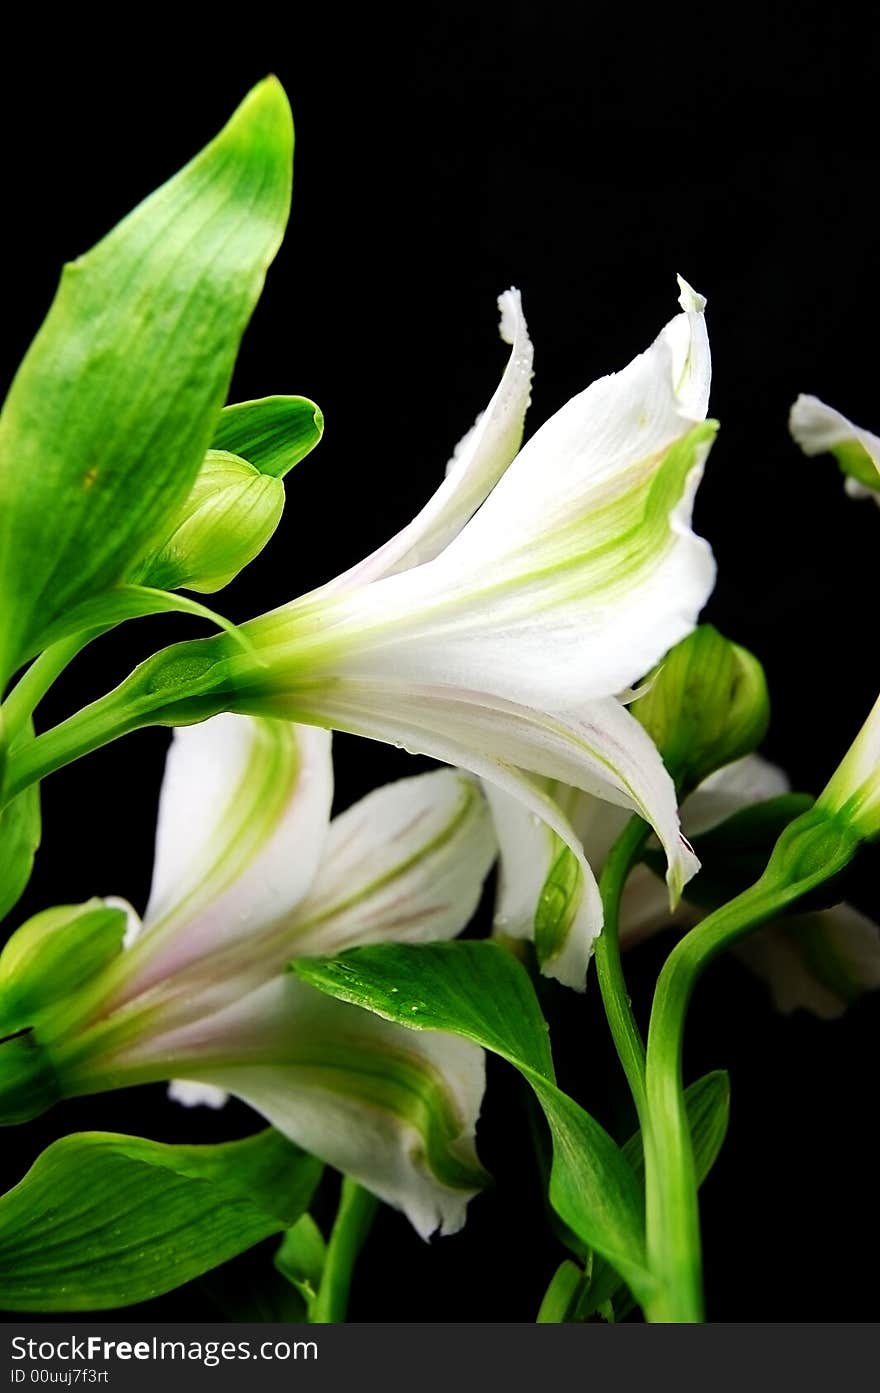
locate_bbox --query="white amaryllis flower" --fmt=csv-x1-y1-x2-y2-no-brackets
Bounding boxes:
198,280,716,985
789,394,880,504
488,755,880,1013
48,714,498,1238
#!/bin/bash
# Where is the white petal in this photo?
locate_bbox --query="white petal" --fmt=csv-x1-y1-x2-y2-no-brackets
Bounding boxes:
680,754,790,838
277,285,715,710
287,769,496,956
487,752,783,976
733,903,880,1019
113,716,333,1004
789,394,880,471
167,1079,229,1109
142,977,488,1239
482,772,603,989
322,289,533,591
285,677,697,985
484,778,628,987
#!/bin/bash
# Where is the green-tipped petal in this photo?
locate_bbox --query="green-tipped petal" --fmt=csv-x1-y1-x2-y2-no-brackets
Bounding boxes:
789,394,880,502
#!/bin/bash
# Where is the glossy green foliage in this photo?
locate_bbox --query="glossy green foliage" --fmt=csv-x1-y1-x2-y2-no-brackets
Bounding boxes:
293,940,654,1304
213,396,324,478
0,1130,322,1311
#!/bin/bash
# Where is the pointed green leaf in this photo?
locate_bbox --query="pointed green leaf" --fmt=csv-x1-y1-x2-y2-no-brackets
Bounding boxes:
0,78,293,688
292,941,654,1305
0,1129,322,1311
213,396,324,478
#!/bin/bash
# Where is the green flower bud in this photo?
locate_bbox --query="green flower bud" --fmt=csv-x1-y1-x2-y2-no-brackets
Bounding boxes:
759,806,860,897
0,900,126,1037
0,900,128,1124
632,625,770,796
133,450,285,594
816,694,880,843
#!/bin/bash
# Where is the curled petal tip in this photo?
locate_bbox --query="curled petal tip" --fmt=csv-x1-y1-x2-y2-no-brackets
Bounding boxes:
497,287,525,345
676,274,707,314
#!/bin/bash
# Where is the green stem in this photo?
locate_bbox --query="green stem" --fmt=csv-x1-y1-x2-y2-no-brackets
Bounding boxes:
594,817,651,1118
640,809,858,1323
1,635,89,740
309,1178,378,1323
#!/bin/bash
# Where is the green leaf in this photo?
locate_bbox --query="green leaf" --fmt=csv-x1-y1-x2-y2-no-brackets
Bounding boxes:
0,78,293,689
0,721,40,923
585,1070,730,1317
275,1215,327,1308
292,941,654,1305
622,1069,731,1187
0,1129,322,1312
213,396,324,478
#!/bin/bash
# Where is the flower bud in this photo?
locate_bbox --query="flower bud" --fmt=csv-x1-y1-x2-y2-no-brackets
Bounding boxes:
0,900,126,1037
0,900,128,1124
631,625,770,796
133,450,285,594
816,694,880,843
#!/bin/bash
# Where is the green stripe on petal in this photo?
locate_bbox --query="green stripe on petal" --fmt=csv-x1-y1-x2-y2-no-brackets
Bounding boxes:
104,717,332,1008
126,978,488,1239
534,839,584,970
286,769,496,956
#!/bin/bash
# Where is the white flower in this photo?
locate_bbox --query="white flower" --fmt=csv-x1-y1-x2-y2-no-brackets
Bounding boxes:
488,755,880,1012
46,714,498,1239
202,279,717,985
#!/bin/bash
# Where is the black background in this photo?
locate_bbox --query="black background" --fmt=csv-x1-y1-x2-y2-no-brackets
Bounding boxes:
2,8,878,1322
